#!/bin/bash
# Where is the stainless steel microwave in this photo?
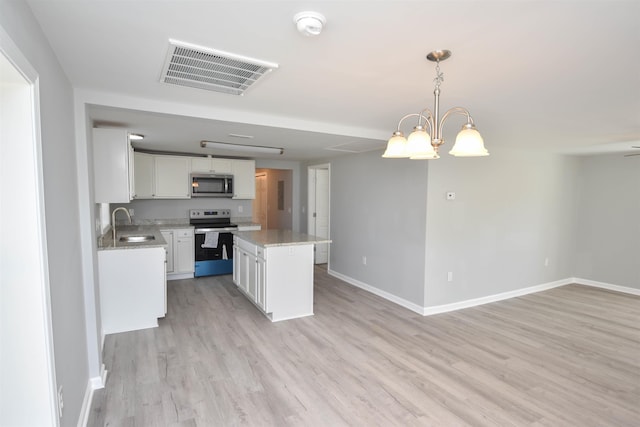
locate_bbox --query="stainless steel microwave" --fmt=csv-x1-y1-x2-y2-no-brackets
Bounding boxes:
190,173,233,198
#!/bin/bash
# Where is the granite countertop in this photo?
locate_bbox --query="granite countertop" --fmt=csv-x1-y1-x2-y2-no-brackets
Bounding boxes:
234,229,331,248
133,219,193,229
235,221,262,229
98,225,167,250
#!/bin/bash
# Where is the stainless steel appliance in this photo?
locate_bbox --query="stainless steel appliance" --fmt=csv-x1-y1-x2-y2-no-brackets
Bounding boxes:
190,209,237,277
190,173,234,198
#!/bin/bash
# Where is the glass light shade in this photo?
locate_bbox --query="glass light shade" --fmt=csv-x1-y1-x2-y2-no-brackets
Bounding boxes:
407,127,435,159
449,125,489,157
410,150,440,160
382,133,409,158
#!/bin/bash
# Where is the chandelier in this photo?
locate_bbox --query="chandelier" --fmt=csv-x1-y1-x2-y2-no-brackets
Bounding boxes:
382,50,489,159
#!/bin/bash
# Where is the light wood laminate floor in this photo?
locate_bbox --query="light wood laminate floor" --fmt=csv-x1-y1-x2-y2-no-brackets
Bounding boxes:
89,268,640,426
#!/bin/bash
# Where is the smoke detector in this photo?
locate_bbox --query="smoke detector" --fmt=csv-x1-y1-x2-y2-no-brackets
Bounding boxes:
293,11,326,36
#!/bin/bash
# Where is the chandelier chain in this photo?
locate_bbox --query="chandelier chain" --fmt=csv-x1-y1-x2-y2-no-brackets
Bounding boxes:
434,61,444,90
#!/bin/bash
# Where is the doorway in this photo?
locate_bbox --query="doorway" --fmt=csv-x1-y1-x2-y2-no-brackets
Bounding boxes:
308,164,330,265
0,39,58,423
253,168,293,230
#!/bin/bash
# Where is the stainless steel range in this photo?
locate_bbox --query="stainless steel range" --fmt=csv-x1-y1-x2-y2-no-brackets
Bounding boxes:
189,209,238,277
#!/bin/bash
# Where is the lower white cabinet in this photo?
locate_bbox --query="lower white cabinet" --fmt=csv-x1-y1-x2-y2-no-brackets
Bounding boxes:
161,227,194,280
233,235,313,321
98,247,166,335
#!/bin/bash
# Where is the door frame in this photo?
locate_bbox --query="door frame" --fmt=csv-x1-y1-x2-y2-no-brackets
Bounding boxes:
0,26,59,424
253,172,268,230
307,163,331,266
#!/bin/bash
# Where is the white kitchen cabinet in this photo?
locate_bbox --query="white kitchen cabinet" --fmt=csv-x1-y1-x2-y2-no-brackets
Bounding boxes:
97,247,166,335
233,235,313,321
191,157,232,174
231,159,256,199
154,155,190,198
160,227,194,280
133,152,154,199
256,253,267,311
161,230,174,273
93,128,132,203
175,230,194,274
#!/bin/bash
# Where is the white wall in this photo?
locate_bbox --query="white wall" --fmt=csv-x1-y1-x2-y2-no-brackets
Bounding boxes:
424,148,577,306
328,149,429,306
0,0,90,425
573,154,640,288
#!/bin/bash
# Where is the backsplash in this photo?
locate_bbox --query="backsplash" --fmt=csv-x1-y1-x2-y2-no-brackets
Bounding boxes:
111,198,253,222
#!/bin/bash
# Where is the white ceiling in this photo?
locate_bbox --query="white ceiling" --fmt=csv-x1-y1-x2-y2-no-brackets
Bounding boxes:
27,1,640,161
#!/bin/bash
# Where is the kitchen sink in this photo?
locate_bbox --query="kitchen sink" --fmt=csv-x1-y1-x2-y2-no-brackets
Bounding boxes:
119,235,155,243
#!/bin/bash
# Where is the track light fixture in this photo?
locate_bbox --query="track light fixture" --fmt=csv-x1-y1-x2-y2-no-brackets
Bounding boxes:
200,140,283,155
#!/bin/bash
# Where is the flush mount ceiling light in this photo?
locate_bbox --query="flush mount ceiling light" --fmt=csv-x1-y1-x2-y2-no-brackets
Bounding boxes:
293,11,326,36
200,141,283,155
383,50,489,159
128,133,144,140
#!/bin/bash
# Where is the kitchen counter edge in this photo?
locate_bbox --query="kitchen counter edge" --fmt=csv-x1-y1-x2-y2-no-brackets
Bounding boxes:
233,230,331,248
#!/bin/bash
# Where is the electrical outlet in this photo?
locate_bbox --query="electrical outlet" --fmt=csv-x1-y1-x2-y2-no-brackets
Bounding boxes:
446,192,456,200
544,257,549,267
57,386,64,418
362,256,367,265
447,272,453,282
238,205,243,213
129,208,134,216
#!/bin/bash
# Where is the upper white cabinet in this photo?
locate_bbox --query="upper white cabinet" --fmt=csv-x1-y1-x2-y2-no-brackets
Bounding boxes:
93,128,132,203
191,157,232,174
154,156,190,199
232,159,256,199
130,153,256,200
133,152,154,199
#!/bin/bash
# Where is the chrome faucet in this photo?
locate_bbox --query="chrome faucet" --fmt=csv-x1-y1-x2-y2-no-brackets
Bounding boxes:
111,207,132,242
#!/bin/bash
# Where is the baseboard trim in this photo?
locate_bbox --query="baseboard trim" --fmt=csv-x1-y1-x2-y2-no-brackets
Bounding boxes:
572,277,640,296
422,278,572,316
326,270,638,317
78,364,107,427
327,269,425,315
167,272,194,281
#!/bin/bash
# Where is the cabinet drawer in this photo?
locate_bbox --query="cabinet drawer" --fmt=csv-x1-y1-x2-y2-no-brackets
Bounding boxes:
237,238,257,255
176,229,193,238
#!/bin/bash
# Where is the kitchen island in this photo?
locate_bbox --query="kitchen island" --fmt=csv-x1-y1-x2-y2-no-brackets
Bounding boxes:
233,230,331,322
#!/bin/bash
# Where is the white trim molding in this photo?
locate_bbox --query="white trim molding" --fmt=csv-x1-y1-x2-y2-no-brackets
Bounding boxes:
572,277,640,296
78,364,107,427
421,279,572,316
327,272,639,318
327,269,425,315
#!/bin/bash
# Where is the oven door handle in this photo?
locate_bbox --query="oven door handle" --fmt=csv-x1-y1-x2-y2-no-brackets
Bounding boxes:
194,227,238,233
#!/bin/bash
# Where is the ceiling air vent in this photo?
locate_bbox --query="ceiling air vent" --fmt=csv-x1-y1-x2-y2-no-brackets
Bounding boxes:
160,39,278,96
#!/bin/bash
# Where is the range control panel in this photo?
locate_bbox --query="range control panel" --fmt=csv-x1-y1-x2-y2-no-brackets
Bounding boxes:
189,209,231,219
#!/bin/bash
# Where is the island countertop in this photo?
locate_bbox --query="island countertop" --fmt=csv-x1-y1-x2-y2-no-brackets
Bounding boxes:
233,229,331,248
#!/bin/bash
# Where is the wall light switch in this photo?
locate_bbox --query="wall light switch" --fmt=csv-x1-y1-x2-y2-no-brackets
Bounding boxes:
446,192,456,200
238,205,243,213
